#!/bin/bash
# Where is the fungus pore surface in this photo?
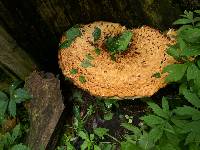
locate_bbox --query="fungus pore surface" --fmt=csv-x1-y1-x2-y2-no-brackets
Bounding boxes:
58,21,175,99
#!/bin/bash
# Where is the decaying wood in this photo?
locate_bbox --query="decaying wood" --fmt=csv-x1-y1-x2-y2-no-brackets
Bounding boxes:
24,71,65,150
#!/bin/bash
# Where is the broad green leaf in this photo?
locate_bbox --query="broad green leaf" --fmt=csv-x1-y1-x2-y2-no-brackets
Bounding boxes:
92,27,101,42
149,127,163,143
139,132,154,150
79,75,86,83
181,45,200,57
8,99,16,117
99,143,115,150
147,101,169,119
11,124,21,143
11,144,30,150
78,131,88,140
94,128,109,139
0,91,9,119
81,59,93,68
13,88,31,103
179,28,200,43
173,18,192,25
90,134,94,141
94,48,101,56
140,115,165,127
163,64,188,83
164,122,175,134
162,97,169,112
94,145,101,150
70,69,78,75
166,45,181,60
187,64,200,81
121,123,141,136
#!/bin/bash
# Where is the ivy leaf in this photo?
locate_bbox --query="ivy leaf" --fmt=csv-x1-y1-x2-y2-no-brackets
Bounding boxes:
162,64,188,83
173,18,192,25
92,27,101,42
140,115,165,127
70,69,78,75
13,88,31,103
81,59,93,68
94,128,109,139
79,75,86,83
8,99,16,117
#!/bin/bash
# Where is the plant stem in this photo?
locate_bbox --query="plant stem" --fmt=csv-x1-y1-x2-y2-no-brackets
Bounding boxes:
107,134,120,143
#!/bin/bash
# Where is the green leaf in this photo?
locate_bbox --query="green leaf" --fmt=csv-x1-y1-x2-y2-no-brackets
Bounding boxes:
11,124,21,143
185,132,196,145
79,75,86,83
94,145,101,150
174,106,200,120
121,141,141,150
187,64,200,81
11,144,30,150
121,123,141,136
147,101,169,119
162,97,169,112
70,69,78,75
105,31,133,54
182,88,200,108
13,88,31,103
140,115,165,127
60,27,82,49
104,112,113,121
173,18,192,25
162,64,188,83
86,54,94,60
194,10,200,14
0,91,9,119
149,127,163,143
166,45,181,60
81,59,93,68
94,128,109,139
9,80,22,95
8,99,16,117
92,27,101,42
94,48,101,56
81,141,88,150
181,45,200,57
78,131,88,140
179,28,200,43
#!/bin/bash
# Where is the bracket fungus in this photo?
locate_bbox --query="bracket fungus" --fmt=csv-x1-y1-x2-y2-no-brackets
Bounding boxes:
58,21,175,99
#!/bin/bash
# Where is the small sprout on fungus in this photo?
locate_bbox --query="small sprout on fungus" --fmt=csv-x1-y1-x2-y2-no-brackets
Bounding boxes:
94,48,101,56
86,53,94,60
70,69,78,75
92,27,101,42
152,72,161,78
81,59,93,68
79,75,86,83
